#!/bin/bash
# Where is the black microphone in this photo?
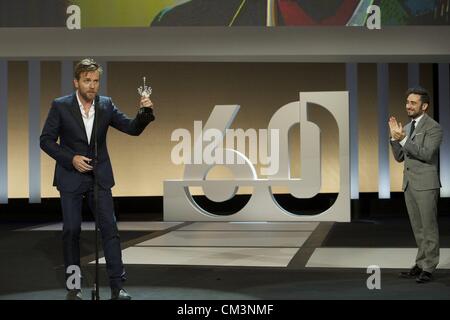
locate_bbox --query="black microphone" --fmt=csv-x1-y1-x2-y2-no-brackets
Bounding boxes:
94,94,99,154
90,95,100,170
92,93,100,300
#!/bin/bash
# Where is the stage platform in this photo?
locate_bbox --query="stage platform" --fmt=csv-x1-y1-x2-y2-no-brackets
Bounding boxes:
1,217,450,300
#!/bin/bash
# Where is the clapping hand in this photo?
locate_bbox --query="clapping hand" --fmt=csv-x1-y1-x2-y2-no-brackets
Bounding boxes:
388,116,406,141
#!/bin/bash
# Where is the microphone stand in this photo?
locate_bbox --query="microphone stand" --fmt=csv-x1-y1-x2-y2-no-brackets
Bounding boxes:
91,95,100,301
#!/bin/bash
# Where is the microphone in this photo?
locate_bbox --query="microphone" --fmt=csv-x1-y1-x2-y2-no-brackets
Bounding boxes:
92,93,100,300
94,95,100,113
93,95,99,165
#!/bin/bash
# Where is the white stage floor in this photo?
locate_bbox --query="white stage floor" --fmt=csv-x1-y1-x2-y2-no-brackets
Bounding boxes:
136,230,312,247
21,221,450,269
306,247,450,269
95,246,300,267
20,221,183,231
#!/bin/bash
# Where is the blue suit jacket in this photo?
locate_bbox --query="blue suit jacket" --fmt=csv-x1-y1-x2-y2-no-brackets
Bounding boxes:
40,93,155,192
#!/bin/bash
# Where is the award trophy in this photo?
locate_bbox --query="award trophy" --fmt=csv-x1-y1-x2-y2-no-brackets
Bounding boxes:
138,76,152,98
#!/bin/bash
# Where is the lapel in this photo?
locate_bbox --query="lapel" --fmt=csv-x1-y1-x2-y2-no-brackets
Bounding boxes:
410,113,428,141
68,93,88,143
68,92,104,146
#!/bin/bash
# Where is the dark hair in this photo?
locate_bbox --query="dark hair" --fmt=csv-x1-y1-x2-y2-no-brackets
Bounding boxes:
406,86,430,105
74,58,103,80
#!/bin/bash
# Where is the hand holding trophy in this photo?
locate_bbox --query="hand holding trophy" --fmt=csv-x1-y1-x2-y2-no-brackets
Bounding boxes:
137,76,153,109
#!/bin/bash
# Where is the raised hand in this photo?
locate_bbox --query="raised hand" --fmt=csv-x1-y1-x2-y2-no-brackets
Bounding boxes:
140,96,153,109
389,116,405,141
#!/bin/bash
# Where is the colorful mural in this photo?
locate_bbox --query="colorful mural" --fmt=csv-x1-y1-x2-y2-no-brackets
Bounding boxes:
150,0,450,26
0,0,449,27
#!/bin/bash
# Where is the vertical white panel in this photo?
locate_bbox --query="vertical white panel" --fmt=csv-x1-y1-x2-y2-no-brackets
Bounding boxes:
439,64,450,197
408,63,420,88
377,63,390,199
61,60,73,96
96,60,107,96
0,60,7,203
28,60,41,203
346,63,359,199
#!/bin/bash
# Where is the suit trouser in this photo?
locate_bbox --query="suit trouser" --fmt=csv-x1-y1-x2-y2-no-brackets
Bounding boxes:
60,174,126,289
404,185,440,273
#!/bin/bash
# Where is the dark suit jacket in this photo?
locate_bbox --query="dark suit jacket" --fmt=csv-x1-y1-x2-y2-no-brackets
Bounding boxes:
40,93,155,192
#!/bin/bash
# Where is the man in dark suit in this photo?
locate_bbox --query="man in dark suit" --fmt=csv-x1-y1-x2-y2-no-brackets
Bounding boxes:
389,87,442,284
40,58,155,299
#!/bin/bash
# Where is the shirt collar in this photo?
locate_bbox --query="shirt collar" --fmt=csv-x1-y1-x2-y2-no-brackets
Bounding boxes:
411,113,425,126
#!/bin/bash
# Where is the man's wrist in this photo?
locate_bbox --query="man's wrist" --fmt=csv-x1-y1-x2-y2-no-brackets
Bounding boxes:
399,136,407,147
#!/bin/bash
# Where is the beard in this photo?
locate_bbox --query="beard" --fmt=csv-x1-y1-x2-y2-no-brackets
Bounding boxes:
79,90,96,102
407,110,423,119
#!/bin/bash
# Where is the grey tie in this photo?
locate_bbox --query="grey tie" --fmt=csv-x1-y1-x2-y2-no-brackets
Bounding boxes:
409,120,416,138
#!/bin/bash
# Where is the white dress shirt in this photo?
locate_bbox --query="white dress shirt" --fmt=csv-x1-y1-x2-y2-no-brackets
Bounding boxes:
399,113,425,147
76,91,95,144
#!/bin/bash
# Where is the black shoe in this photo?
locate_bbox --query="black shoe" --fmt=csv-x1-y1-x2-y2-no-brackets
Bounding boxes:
66,289,82,300
399,265,422,279
416,271,433,283
111,288,132,300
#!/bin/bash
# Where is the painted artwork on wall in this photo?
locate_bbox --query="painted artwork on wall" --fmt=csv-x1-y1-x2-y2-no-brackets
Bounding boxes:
0,0,449,27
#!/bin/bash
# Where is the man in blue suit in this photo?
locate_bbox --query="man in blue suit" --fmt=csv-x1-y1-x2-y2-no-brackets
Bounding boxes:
40,58,155,300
